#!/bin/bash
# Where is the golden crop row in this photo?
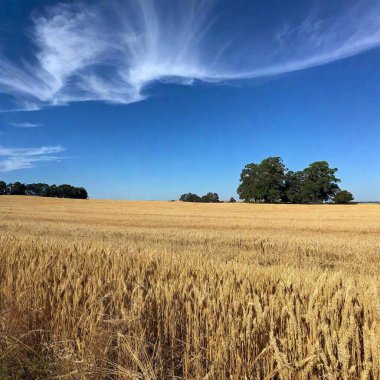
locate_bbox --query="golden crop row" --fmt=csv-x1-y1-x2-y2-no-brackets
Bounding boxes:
0,196,379,379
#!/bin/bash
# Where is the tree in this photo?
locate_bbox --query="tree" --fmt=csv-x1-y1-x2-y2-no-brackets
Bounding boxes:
75,187,88,199
229,197,236,203
334,190,354,204
53,184,88,199
284,171,305,203
237,157,286,203
0,181,6,195
300,161,340,203
26,183,50,197
179,193,202,202
201,192,219,203
57,184,75,198
46,185,58,197
7,182,26,195
237,163,261,202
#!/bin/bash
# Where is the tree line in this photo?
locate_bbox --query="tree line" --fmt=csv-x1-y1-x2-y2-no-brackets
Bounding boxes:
180,157,354,204
0,181,88,199
179,192,221,203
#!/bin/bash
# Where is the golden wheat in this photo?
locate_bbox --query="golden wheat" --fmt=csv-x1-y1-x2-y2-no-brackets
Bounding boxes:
0,196,379,379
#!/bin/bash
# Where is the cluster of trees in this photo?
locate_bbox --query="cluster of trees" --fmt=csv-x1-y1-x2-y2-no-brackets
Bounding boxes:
179,193,237,203
180,192,220,203
179,158,353,204
237,157,354,204
0,181,88,199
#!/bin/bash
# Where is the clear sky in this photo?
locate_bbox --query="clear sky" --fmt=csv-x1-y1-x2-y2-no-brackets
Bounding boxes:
0,0,379,200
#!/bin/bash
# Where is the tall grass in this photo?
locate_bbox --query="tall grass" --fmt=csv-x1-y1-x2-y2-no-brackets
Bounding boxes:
0,196,379,379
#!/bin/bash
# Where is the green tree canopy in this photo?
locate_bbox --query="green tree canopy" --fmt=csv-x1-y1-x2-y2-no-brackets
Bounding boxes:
334,190,354,204
237,157,348,204
179,193,202,202
180,192,220,203
201,192,219,203
0,181,6,195
7,182,26,195
237,157,286,203
284,171,305,204
300,161,340,203
0,181,88,199
26,183,50,197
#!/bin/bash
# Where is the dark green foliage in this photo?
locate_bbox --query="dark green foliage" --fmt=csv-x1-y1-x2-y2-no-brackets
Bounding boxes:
7,182,26,195
55,184,88,199
238,157,349,204
0,181,6,195
25,183,50,196
300,161,340,203
180,192,220,203
237,157,286,203
0,181,88,199
334,190,354,204
284,171,305,204
179,193,202,202
229,197,236,203
237,162,261,202
201,192,219,203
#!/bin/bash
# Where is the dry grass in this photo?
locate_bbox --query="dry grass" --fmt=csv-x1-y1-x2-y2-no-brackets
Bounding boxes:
0,196,379,379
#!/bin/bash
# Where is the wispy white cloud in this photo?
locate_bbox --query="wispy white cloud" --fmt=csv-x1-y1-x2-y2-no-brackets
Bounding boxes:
0,146,65,171
0,0,379,111
10,122,42,128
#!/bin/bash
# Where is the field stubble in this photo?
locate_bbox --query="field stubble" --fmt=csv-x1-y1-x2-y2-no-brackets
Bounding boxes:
0,196,379,379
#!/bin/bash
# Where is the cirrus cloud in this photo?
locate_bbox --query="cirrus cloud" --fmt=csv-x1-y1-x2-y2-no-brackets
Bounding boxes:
0,0,379,111
0,146,66,172
10,122,42,128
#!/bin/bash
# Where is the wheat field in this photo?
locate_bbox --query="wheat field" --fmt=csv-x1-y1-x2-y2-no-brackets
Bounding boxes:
0,196,380,379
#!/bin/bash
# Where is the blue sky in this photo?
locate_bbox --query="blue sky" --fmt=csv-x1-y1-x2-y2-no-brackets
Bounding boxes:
0,0,379,200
